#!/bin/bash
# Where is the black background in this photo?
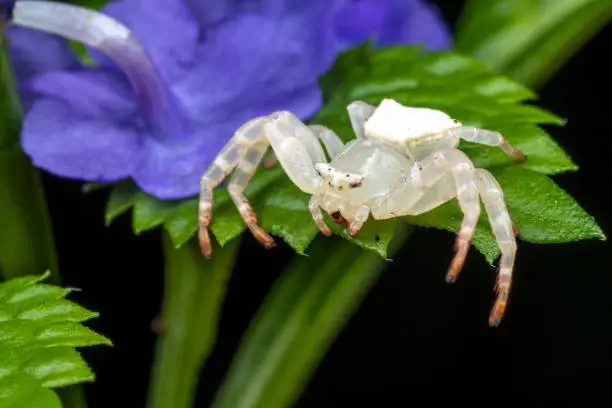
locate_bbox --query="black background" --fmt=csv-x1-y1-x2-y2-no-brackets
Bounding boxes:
39,2,612,406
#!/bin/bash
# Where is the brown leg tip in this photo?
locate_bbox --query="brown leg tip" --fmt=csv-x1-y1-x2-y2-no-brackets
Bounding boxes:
347,224,362,237
488,299,507,327
249,224,276,249
199,228,213,259
513,149,527,162
446,237,471,283
318,226,333,237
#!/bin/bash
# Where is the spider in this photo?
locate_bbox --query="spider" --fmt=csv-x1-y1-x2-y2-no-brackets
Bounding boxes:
198,98,526,326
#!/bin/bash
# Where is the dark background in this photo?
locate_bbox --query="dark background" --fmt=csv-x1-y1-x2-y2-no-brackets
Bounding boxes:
42,2,612,406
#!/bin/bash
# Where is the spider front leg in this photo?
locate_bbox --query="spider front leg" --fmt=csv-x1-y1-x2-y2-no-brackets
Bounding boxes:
475,169,517,326
200,111,327,257
199,117,269,257
227,140,276,251
263,124,345,167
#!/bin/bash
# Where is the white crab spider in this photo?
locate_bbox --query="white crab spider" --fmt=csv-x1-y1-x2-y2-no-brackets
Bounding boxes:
198,98,526,326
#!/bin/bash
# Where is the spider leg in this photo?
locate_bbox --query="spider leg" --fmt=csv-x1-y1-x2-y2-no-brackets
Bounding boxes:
199,117,268,258
447,126,526,161
347,205,370,236
228,140,276,250
263,124,345,167
395,149,480,282
308,196,332,236
308,125,345,159
475,169,517,326
200,112,329,257
263,111,326,193
347,101,376,140
423,149,480,282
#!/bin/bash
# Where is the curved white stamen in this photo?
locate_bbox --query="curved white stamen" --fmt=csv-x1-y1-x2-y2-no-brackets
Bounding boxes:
12,1,187,139
13,1,131,46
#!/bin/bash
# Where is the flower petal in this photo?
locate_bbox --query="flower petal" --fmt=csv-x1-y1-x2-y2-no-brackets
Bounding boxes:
133,84,322,199
334,0,452,50
183,0,346,27
378,0,452,49
6,26,79,108
92,0,200,81
21,98,142,182
28,68,136,119
174,13,335,123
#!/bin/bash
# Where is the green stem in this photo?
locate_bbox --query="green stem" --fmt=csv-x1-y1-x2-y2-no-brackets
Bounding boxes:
0,146,60,282
212,223,411,408
1,26,86,408
147,233,241,408
0,24,59,282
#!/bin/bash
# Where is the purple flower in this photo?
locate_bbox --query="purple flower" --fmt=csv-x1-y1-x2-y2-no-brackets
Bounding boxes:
3,1,79,109
10,0,451,199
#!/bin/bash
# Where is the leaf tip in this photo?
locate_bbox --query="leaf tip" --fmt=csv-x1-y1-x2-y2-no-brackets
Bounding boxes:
39,270,52,282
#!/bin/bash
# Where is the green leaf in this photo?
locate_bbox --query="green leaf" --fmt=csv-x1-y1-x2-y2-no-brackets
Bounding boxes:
211,225,411,408
0,274,111,408
492,166,605,243
406,166,605,263
132,192,180,234
105,180,140,225
455,0,612,88
0,374,62,408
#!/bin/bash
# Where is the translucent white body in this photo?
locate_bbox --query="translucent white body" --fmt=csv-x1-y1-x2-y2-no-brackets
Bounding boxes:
198,98,526,326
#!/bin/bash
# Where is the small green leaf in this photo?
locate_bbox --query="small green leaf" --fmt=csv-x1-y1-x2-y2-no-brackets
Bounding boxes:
34,322,112,348
105,180,140,225
132,193,180,234
16,300,98,323
0,273,49,300
0,274,110,407
493,166,605,243
164,198,199,247
4,284,71,307
0,374,62,408
23,348,95,388
257,180,318,254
